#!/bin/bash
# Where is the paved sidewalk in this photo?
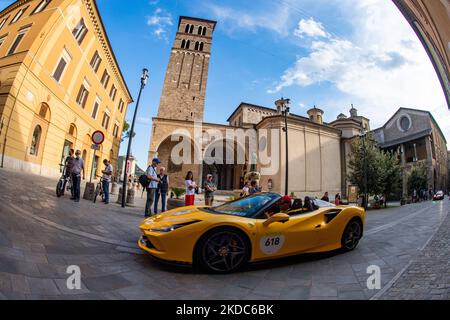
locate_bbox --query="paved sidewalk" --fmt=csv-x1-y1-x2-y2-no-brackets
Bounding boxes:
379,202,450,300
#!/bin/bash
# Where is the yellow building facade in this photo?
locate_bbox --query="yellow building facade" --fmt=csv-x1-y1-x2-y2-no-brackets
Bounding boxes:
0,0,132,179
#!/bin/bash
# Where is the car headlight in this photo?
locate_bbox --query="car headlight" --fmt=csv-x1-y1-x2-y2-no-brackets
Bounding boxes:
149,220,200,233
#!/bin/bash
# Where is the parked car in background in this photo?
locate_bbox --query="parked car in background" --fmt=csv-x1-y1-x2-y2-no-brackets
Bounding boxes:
433,191,444,201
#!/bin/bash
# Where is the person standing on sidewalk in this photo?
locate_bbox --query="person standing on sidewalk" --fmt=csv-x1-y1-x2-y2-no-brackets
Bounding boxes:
71,150,85,202
145,158,160,217
154,167,169,214
185,171,196,206
62,149,75,197
101,159,113,204
204,174,217,206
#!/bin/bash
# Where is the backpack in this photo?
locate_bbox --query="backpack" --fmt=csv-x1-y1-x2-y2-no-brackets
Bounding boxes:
138,174,150,189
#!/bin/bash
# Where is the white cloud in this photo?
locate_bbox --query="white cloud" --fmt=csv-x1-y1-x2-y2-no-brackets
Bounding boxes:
205,3,291,36
294,18,329,39
270,0,450,138
146,7,173,41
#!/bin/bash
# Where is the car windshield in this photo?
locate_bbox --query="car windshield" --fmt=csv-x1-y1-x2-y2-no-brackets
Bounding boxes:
208,193,281,218
313,199,336,208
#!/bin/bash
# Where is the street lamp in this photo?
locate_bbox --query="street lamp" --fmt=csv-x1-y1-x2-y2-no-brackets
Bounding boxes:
122,68,149,208
275,98,290,196
359,129,368,210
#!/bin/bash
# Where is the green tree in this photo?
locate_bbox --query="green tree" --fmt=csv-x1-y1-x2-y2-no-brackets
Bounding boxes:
121,121,135,143
378,151,402,207
347,133,382,199
407,163,427,195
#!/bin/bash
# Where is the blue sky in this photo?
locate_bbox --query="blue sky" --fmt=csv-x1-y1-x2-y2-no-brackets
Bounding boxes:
1,0,448,168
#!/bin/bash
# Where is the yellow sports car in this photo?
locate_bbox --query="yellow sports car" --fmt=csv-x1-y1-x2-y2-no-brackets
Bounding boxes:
138,193,365,273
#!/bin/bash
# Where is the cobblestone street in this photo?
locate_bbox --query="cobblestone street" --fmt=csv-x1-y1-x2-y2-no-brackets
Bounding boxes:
0,169,448,300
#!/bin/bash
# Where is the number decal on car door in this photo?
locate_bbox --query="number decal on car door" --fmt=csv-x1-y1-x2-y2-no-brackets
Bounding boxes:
260,235,285,254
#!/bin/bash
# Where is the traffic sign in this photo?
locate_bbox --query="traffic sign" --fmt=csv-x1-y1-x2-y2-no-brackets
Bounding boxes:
91,144,101,150
92,130,105,145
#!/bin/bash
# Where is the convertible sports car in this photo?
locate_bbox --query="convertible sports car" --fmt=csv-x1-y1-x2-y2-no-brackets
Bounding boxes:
138,193,365,273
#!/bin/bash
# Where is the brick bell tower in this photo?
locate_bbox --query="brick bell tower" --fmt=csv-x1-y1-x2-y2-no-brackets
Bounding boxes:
157,16,217,122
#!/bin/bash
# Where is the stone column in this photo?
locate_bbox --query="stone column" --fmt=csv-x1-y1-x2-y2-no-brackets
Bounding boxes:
425,136,434,191
400,144,407,198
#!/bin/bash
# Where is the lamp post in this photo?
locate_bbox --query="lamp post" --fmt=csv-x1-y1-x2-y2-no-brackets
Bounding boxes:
275,98,290,196
359,129,368,209
122,68,149,208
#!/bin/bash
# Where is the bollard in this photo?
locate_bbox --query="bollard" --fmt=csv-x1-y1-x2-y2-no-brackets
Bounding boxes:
126,187,135,207
116,187,123,204
111,182,117,195
83,182,95,201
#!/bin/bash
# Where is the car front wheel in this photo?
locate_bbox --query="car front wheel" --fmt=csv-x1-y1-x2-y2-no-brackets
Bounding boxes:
341,219,362,251
196,228,250,273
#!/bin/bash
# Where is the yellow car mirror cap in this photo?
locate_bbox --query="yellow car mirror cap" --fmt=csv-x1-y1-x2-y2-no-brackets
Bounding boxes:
263,213,290,226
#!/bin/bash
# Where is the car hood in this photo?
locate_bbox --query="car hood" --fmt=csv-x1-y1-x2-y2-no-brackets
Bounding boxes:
139,206,208,230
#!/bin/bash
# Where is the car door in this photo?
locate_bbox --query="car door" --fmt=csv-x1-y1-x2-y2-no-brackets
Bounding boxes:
253,210,325,260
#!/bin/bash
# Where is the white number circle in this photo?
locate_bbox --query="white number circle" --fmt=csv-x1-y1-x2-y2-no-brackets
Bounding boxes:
260,235,285,255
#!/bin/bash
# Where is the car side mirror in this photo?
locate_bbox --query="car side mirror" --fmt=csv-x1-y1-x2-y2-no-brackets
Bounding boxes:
263,213,290,226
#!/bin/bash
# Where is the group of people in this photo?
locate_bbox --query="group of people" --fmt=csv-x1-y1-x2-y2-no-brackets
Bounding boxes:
240,180,262,197
62,149,113,204
321,191,342,205
412,188,435,203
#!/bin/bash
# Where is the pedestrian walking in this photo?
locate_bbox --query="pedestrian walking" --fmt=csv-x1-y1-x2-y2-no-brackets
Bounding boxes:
62,149,75,197
145,158,161,217
335,193,341,206
71,150,85,202
101,159,113,204
204,174,217,206
240,181,250,197
154,167,169,214
185,171,196,206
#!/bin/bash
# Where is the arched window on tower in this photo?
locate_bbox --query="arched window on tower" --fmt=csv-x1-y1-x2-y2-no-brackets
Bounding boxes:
199,42,204,51
202,27,206,36
181,39,186,49
186,40,190,49
189,25,194,33
195,41,199,51
197,26,202,35
185,24,190,33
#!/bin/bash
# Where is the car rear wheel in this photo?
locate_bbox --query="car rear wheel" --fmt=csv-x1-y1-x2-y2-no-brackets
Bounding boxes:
196,228,249,273
341,219,362,251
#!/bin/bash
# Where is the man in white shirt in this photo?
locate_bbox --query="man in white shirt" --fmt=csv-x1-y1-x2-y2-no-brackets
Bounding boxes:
145,158,161,217
101,159,113,204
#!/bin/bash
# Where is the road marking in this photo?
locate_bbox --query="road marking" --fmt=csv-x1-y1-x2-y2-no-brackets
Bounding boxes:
8,203,138,249
365,204,434,235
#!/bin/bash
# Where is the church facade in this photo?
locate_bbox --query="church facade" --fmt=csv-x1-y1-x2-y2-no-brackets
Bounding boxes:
148,16,369,198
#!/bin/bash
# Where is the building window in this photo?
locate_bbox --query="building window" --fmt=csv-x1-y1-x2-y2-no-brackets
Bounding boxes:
0,17,8,30
113,122,119,138
0,37,6,48
29,125,42,156
102,111,110,130
90,50,102,72
197,26,203,35
186,40,190,49
110,84,117,101
72,18,88,45
195,41,199,50
68,124,76,136
32,0,51,14
101,69,110,89
199,42,204,51
76,82,89,108
189,25,194,33
91,97,100,119
118,99,124,113
181,39,186,49
10,6,28,25
6,27,29,56
202,27,206,36
184,24,190,33
52,48,71,82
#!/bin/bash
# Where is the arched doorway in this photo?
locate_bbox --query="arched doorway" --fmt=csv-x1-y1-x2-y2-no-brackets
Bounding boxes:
156,134,200,188
26,103,51,167
202,139,246,190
